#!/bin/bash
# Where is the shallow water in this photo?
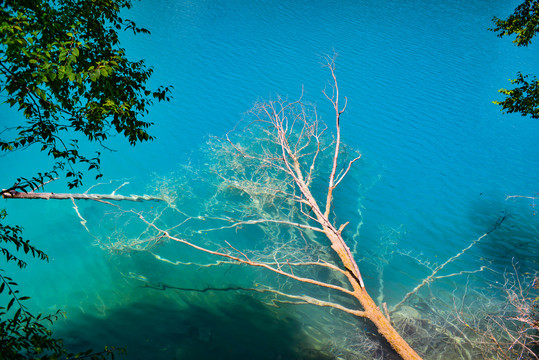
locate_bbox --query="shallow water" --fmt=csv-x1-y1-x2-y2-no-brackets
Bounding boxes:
1,0,539,359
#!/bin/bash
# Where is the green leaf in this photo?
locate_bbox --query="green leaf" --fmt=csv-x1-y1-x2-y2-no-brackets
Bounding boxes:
14,308,22,321
59,49,67,62
7,297,15,312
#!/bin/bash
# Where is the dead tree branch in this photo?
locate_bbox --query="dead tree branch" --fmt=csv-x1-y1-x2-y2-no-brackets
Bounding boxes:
2,190,164,202
393,212,509,313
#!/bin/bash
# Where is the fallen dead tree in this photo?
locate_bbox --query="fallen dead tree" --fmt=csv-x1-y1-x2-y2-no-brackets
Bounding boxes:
2,180,165,203
2,190,164,202
71,56,423,359
3,57,423,359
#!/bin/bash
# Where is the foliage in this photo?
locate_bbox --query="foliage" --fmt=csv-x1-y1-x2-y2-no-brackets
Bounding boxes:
0,0,171,357
491,0,539,47
490,0,539,119
0,209,47,268
491,2,539,354
0,0,172,190
494,72,539,119
0,209,123,359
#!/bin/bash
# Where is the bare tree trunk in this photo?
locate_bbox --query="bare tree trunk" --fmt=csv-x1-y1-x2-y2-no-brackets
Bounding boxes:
302,197,421,358
355,286,422,359
2,190,164,202
299,57,420,359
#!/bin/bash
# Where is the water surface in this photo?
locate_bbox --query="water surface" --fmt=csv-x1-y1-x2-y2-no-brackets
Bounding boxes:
1,0,538,359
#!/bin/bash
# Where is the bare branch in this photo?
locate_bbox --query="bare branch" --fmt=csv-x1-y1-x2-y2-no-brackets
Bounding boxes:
2,190,165,202
255,288,367,317
199,218,324,233
393,212,509,313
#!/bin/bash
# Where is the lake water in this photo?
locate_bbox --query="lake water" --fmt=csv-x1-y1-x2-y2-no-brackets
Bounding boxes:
1,0,538,359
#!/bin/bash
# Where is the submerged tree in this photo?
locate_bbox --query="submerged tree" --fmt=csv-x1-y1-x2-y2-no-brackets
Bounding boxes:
63,56,422,359
8,49,537,357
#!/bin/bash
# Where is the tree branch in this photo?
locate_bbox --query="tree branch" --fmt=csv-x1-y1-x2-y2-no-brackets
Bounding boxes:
2,190,165,202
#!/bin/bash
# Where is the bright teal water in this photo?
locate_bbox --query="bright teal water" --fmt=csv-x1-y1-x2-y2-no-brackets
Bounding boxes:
1,0,539,359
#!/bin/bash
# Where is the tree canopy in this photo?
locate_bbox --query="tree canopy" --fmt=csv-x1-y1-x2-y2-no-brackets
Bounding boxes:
490,0,539,119
0,0,172,191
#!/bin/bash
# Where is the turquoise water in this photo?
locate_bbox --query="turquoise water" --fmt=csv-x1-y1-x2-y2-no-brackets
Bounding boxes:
2,0,539,359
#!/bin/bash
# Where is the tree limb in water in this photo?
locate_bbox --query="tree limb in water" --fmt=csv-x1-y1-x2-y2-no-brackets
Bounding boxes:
2,190,164,202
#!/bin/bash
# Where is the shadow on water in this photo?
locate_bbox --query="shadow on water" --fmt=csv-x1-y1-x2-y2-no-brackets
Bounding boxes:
54,293,336,360
468,194,539,274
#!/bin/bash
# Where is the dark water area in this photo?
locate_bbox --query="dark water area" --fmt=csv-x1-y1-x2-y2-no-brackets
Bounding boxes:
55,294,335,360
